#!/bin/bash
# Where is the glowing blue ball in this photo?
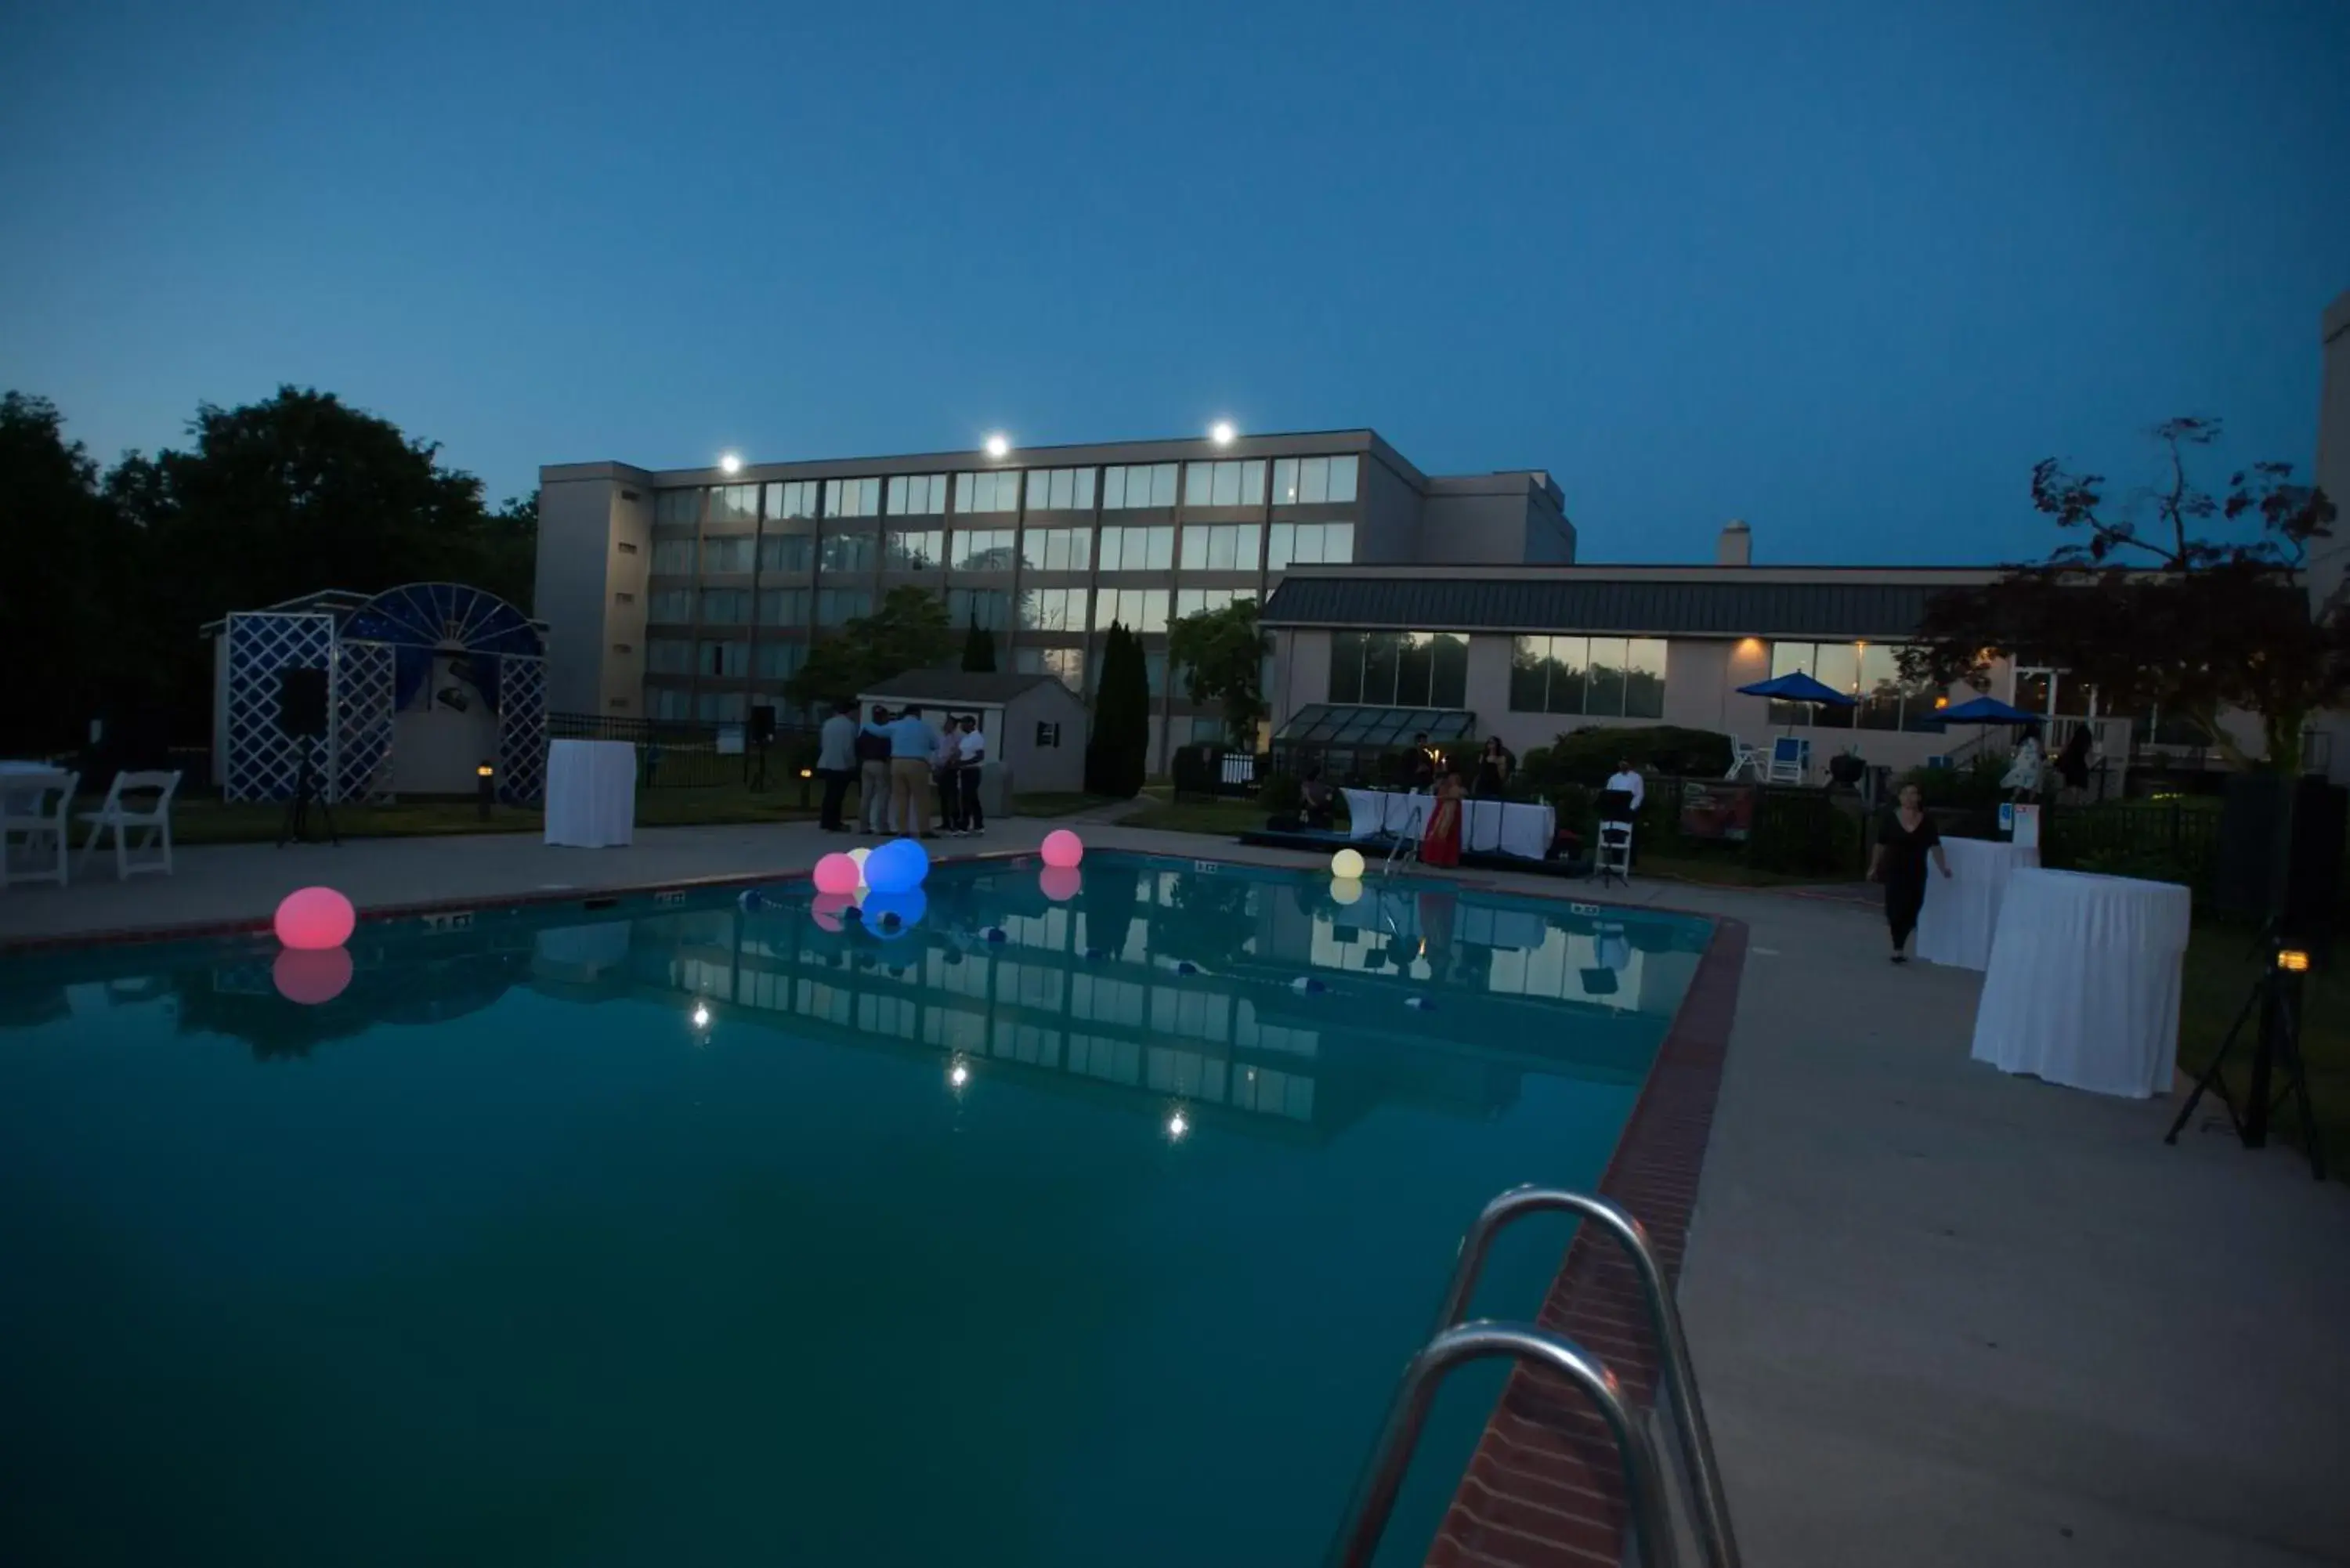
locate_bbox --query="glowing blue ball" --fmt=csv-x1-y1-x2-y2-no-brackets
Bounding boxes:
865,836,930,895
861,887,927,939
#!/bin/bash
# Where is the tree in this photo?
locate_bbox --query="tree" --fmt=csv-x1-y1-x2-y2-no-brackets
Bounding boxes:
0,392,137,748
1167,598,1268,747
1085,623,1151,798
786,586,956,709
960,615,997,673
1904,417,2345,772
481,488,540,612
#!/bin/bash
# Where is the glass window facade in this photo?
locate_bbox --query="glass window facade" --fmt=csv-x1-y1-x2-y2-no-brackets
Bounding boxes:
696,691,747,722
1271,455,1360,506
760,535,814,573
949,587,1010,631
699,589,750,624
650,538,696,574
884,529,943,570
1768,641,1943,732
700,536,754,574
765,480,821,520
886,473,949,515
954,471,1023,514
816,587,870,626
758,588,809,625
648,589,695,623
709,484,758,523
950,528,1017,572
1329,630,1469,708
1182,459,1267,508
1024,467,1099,511
1266,521,1355,569
1014,645,1086,692
1099,587,1170,633
647,638,692,674
1175,587,1256,620
654,489,703,527
1021,528,1094,572
819,531,877,573
651,686,692,721
754,641,805,681
1179,523,1262,572
1509,636,1667,719
1102,463,1179,509
1098,525,1174,572
700,639,750,677
1020,587,1090,632
824,477,881,518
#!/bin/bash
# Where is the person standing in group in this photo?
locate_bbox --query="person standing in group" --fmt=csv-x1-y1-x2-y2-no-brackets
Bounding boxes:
932,717,966,835
2054,724,2093,797
1867,781,1952,963
1603,757,1647,866
1474,737,1513,799
956,715,988,836
1419,768,1466,868
1408,734,1437,793
815,699,859,832
862,703,941,837
855,706,893,834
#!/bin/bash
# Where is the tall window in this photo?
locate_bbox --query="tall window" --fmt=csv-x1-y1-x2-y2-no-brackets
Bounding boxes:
651,687,692,721
1179,523,1262,572
1175,587,1256,620
949,587,1010,630
1267,521,1354,569
1021,527,1093,572
1098,525,1174,572
654,489,703,526
1102,463,1179,509
700,536,754,574
1098,587,1170,633
696,691,747,722
1509,636,1667,718
760,535,814,573
1020,587,1090,632
700,639,750,677
1271,455,1360,505
650,538,696,574
699,589,750,624
1015,645,1085,691
824,477,881,518
951,528,1017,571
1183,459,1268,508
1024,467,1099,511
816,587,870,625
887,473,949,515
1329,630,1469,708
647,638,692,674
1768,641,1943,732
648,589,695,623
709,484,759,523
955,471,1023,513
758,588,810,625
885,529,943,570
819,531,877,573
754,641,805,681
764,480,820,519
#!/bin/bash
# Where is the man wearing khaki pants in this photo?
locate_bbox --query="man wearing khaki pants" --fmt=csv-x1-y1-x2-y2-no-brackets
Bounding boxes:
855,706,894,834
865,703,942,837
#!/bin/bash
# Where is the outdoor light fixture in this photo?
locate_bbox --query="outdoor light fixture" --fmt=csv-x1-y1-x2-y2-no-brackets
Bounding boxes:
1166,1110,1190,1141
949,1057,971,1090
692,1002,711,1029
1209,420,1237,446
2277,948,2312,974
475,760,494,819
797,765,813,810
984,432,1011,459
719,453,742,475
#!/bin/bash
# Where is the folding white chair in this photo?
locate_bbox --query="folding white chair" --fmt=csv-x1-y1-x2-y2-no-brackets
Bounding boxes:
1766,736,1810,785
1,768,80,890
1724,736,1766,781
78,769,183,880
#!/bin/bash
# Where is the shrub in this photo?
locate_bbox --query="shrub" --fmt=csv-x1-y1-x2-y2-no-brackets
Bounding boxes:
1084,624,1149,798
1524,725,1734,789
1256,771,1301,815
1901,754,2006,808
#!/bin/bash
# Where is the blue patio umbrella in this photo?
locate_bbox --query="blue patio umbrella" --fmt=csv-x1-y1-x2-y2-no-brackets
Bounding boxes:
1736,670,1860,706
1938,695,2038,724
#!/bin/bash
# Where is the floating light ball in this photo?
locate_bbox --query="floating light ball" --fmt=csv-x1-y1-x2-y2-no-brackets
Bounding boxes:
272,946,352,1005
1331,847,1366,880
810,891,853,932
865,837,930,895
848,846,872,873
813,852,861,895
274,886,355,951
861,887,927,938
1330,877,1364,906
1039,865,1082,902
1041,829,1085,869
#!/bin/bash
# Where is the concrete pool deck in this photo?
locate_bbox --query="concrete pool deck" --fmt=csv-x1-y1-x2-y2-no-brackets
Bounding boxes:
3,818,2345,1565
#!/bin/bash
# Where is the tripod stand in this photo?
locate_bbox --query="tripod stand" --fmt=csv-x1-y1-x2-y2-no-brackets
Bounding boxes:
276,735,341,847
2164,922,2323,1181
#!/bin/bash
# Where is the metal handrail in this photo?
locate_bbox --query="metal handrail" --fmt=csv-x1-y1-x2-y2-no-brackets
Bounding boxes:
1325,1321,1673,1568
1432,1187,1740,1568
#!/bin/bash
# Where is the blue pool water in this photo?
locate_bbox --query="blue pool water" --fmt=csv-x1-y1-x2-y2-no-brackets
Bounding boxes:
0,852,1707,1568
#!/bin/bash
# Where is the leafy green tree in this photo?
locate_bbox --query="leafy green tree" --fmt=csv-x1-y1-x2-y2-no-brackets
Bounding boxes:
482,488,540,612
1167,597,1268,746
960,615,997,673
786,586,956,708
0,392,136,748
1085,623,1151,798
1903,417,2345,771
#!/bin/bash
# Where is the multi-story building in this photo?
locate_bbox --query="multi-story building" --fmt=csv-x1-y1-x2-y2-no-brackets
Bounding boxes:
534,430,1571,766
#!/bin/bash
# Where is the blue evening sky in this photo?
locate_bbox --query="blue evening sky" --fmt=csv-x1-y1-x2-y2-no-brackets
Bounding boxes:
4,0,2345,566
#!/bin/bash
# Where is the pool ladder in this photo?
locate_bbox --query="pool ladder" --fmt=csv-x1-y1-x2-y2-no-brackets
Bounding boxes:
1324,1187,1741,1568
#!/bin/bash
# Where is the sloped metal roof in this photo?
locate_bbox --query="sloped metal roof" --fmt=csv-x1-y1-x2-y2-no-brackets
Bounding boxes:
1258,576,1950,638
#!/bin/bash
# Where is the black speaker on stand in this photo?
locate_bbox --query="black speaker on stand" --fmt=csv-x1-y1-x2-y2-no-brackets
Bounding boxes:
275,667,339,847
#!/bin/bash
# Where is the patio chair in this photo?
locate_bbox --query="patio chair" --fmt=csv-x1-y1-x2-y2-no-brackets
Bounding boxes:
1766,736,1810,786
1,768,80,890
1724,735,1766,781
78,769,183,881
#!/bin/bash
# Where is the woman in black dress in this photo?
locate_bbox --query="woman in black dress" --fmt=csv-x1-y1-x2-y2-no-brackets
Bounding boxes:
1867,782,1952,963
1473,737,1513,798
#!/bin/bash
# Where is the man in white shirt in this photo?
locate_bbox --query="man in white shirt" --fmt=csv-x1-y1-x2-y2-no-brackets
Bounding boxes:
956,715,988,835
1604,758,1647,866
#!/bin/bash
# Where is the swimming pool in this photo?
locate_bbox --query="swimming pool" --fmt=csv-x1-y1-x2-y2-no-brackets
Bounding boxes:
0,851,1710,1568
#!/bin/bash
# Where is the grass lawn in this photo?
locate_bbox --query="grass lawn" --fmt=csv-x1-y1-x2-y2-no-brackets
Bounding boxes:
1011,792,1112,818
2177,921,2348,1179
167,786,821,846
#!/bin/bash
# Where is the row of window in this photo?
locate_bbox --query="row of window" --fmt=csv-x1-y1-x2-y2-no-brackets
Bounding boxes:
1768,641,1945,732
650,587,873,626
1329,630,1472,710
648,639,810,680
1509,636,1669,719
655,519,1357,579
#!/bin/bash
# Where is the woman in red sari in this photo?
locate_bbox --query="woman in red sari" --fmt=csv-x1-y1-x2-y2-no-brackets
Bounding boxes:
1419,768,1465,868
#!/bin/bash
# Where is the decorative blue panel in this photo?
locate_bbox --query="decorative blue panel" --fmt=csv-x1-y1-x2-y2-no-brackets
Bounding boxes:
334,640,396,802
224,612,335,802
497,657,548,804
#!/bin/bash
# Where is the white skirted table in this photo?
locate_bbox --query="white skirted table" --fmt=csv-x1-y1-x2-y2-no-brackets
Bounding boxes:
544,740,637,847
1914,837,2039,970
1340,790,1555,860
1969,869,2193,1098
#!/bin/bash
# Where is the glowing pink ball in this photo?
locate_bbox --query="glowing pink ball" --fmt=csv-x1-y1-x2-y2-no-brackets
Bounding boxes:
274,886,356,951
810,891,852,933
272,945,352,1005
1041,829,1085,869
813,852,861,895
1039,865,1082,902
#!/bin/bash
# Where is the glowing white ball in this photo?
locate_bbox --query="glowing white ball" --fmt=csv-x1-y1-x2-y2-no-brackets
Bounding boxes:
1331,848,1365,880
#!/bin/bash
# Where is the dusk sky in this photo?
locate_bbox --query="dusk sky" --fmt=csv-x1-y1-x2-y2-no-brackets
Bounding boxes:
5,0,2345,566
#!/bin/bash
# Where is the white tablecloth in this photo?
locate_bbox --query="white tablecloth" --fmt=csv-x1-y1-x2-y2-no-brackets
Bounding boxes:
544,740,637,847
1969,869,2193,1098
1340,791,1555,860
1914,838,2039,970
